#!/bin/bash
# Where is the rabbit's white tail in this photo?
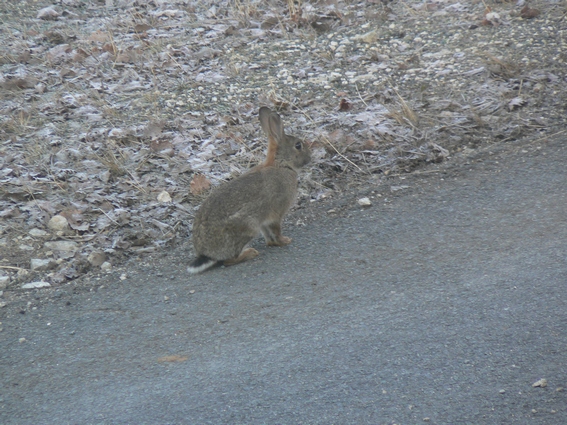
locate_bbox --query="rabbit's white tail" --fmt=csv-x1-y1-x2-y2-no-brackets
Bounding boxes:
187,255,218,274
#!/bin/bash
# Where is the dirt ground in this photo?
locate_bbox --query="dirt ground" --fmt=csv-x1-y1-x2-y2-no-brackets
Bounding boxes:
1,0,566,295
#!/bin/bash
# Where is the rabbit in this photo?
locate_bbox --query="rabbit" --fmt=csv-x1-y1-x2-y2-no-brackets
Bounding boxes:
187,107,311,274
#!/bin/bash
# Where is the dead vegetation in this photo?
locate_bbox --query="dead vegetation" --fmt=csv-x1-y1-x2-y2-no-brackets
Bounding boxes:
0,0,565,290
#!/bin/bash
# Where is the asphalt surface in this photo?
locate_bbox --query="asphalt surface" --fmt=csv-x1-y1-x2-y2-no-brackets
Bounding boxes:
1,136,566,425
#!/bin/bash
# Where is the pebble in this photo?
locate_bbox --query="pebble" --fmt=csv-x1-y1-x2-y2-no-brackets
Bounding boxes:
37,6,59,20
0,276,8,289
100,262,112,272
48,215,69,232
157,190,172,203
30,259,56,271
29,228,49,237
22,281,51,289
87,251,106,267
44,241,79,252
357,197,372,206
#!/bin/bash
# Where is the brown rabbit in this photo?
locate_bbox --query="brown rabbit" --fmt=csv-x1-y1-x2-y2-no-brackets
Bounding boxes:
187,107,311,274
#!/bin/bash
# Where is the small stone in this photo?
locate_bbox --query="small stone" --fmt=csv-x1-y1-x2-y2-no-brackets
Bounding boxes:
19,337,26,343
44,241,78,252
356,30,378,44
499,389,505,394
357,197,372,206
30,259,56,271
29,228,49,237
157,190,172,203
532,378,547,388
87,251,106,267
37,6,59,20
0,276,11,289
119,273,127,281
48,215,69,232
100,261,112,272
22,281,51,289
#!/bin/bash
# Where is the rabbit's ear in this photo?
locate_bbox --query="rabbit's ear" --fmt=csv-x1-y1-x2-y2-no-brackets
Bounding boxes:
259,107,284,143
259,107,272,135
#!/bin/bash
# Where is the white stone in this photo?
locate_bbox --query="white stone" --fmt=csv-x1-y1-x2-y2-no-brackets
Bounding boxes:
0,276,9,289
22,281,51,289
29,228,49,237
87,251,106,267
30,259,55,271
48,215,69,232
157,190,172,203
44,241,78,252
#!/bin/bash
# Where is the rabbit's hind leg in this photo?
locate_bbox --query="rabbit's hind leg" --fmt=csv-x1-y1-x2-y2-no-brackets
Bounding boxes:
261,222,292,246
223,247,259,266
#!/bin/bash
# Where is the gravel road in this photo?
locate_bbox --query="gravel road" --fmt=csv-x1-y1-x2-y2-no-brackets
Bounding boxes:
1,134,566,424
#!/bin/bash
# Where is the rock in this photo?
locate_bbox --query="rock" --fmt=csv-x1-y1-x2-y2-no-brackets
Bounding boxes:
44,241,79,259
29,228,49,237
157,190,172,203
357,197,372,206
48,215,69,232
0,276,9,289
30,259,56,271
87,251,106,267
355,30,378,44
100,261,112,272
44,241,78,252
37,6,59,20
532,378,548,388
22,281,51,289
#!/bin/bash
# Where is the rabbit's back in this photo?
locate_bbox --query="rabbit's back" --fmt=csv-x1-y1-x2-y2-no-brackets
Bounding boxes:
192,166,298,260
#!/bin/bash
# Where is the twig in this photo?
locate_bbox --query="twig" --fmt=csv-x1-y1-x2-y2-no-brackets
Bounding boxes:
0,265,27,271
291,104,366,174
95,208,119,225
527,129,567,144
355,83,368,107
320,135,365,173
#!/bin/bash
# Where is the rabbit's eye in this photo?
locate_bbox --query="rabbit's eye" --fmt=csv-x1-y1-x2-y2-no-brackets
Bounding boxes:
295,141,302,150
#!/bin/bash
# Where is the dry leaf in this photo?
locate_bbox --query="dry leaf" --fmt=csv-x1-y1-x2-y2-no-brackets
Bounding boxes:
508,97,527,111
89,30,109,42
190,174,211,195
157,355,188,363
339,98,352,111
134,23,152,32
520,6,540,19
102,43,117,55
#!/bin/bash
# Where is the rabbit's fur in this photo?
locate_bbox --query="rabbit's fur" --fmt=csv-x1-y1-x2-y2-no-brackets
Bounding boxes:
187,107,311,274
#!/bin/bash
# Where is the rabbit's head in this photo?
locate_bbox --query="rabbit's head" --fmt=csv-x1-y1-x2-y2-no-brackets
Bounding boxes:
259,107,311,170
